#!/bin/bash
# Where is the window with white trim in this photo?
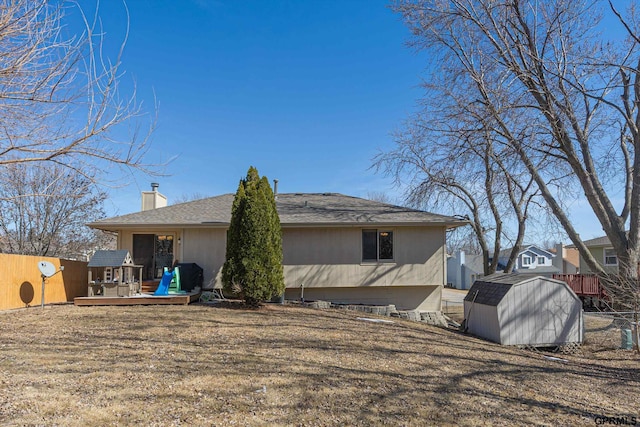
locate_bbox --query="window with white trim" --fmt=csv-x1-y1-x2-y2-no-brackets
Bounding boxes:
604,248,618,266
522,256,531,266
537,256,545,265
362,229,393,262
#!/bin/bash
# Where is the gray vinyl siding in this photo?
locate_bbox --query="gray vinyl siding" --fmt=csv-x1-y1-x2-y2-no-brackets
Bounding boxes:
118,225,447,311
282,226,445,289
464,275,583,346
464,302,501,343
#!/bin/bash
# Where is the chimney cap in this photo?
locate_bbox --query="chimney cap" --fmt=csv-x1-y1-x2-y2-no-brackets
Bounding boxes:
151,183,159,191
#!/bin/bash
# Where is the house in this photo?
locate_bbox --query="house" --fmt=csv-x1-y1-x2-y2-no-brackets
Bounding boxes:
496,245,559,274
446,250,484,290
88,186,467,311
574,235,619,274
463,273,583,347
448,243,575,289
549,243,579,274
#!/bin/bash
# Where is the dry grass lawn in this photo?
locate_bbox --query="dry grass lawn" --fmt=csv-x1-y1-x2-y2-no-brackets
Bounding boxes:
0,302,638,426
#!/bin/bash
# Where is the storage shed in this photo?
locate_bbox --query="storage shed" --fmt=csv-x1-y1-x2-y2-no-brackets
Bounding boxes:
463,273,583,347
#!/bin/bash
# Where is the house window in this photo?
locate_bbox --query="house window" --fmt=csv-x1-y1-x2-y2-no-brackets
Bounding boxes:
537,256,545,265
522,256,531,266
362,229,393,262
604,248,618,266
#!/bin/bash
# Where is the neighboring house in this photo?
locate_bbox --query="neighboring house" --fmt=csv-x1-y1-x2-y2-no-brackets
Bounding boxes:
496,245,558,272
448,244,572,287
574,235,620,274
447,251,484,290
88,186,467,312
549,243,579,274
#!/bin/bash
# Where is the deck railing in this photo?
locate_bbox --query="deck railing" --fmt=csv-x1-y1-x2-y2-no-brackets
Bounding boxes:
552,274,604,298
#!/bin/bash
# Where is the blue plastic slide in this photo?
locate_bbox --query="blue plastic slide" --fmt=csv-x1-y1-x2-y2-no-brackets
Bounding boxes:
154,269,174,296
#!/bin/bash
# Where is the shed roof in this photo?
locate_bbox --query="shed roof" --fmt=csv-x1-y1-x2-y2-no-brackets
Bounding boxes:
88,250,135,267
88,193,468,231
464,273,549,306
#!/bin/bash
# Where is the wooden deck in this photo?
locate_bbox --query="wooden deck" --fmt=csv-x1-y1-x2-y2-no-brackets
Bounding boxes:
74,291,201,307
552,274,606,298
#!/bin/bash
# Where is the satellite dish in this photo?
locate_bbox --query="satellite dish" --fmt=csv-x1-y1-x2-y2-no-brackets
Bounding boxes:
37,261,56,277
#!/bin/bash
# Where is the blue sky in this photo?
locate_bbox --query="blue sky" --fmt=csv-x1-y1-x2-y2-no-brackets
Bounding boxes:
75,0,615,241
82,0,423,215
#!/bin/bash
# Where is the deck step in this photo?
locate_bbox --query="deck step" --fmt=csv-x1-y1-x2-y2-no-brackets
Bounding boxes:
141,281,160,293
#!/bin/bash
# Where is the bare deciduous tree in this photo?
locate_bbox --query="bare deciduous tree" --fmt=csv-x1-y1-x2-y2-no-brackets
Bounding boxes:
0,0,157,184
365,191,396,204
392,0,640,278
391,0,640,348
375,84,544,275
172,192,208,205
0,163,113,258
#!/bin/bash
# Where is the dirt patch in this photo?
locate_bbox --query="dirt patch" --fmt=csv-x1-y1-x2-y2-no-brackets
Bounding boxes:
0,303,637,426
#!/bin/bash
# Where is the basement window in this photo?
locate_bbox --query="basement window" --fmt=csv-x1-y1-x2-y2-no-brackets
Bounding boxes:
362,229,394,262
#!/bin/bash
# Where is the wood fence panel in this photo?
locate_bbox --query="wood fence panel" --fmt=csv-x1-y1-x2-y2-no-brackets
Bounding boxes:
0,254,87,311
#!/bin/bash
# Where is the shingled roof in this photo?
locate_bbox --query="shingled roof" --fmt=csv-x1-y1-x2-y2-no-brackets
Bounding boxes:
464,273,543,306
580,235,612,247
88,250,135,267
566,233,626,249
89,193,467,231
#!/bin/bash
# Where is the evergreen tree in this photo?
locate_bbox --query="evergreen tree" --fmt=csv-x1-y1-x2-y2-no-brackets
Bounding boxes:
222,167,284,305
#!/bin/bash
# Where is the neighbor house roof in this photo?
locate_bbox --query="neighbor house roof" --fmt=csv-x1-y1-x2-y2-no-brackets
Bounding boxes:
579,235,612,247
89,193,468,231
566,234,625,249
497,245,554,260
514,265,561,274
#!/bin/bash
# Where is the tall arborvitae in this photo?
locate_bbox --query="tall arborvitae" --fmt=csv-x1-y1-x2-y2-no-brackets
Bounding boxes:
222,166,284,305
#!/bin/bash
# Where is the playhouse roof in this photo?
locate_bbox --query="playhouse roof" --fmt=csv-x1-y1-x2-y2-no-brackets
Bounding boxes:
88,250,136,268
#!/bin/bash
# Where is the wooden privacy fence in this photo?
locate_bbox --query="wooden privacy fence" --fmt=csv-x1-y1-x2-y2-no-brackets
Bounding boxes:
0,254,87,311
